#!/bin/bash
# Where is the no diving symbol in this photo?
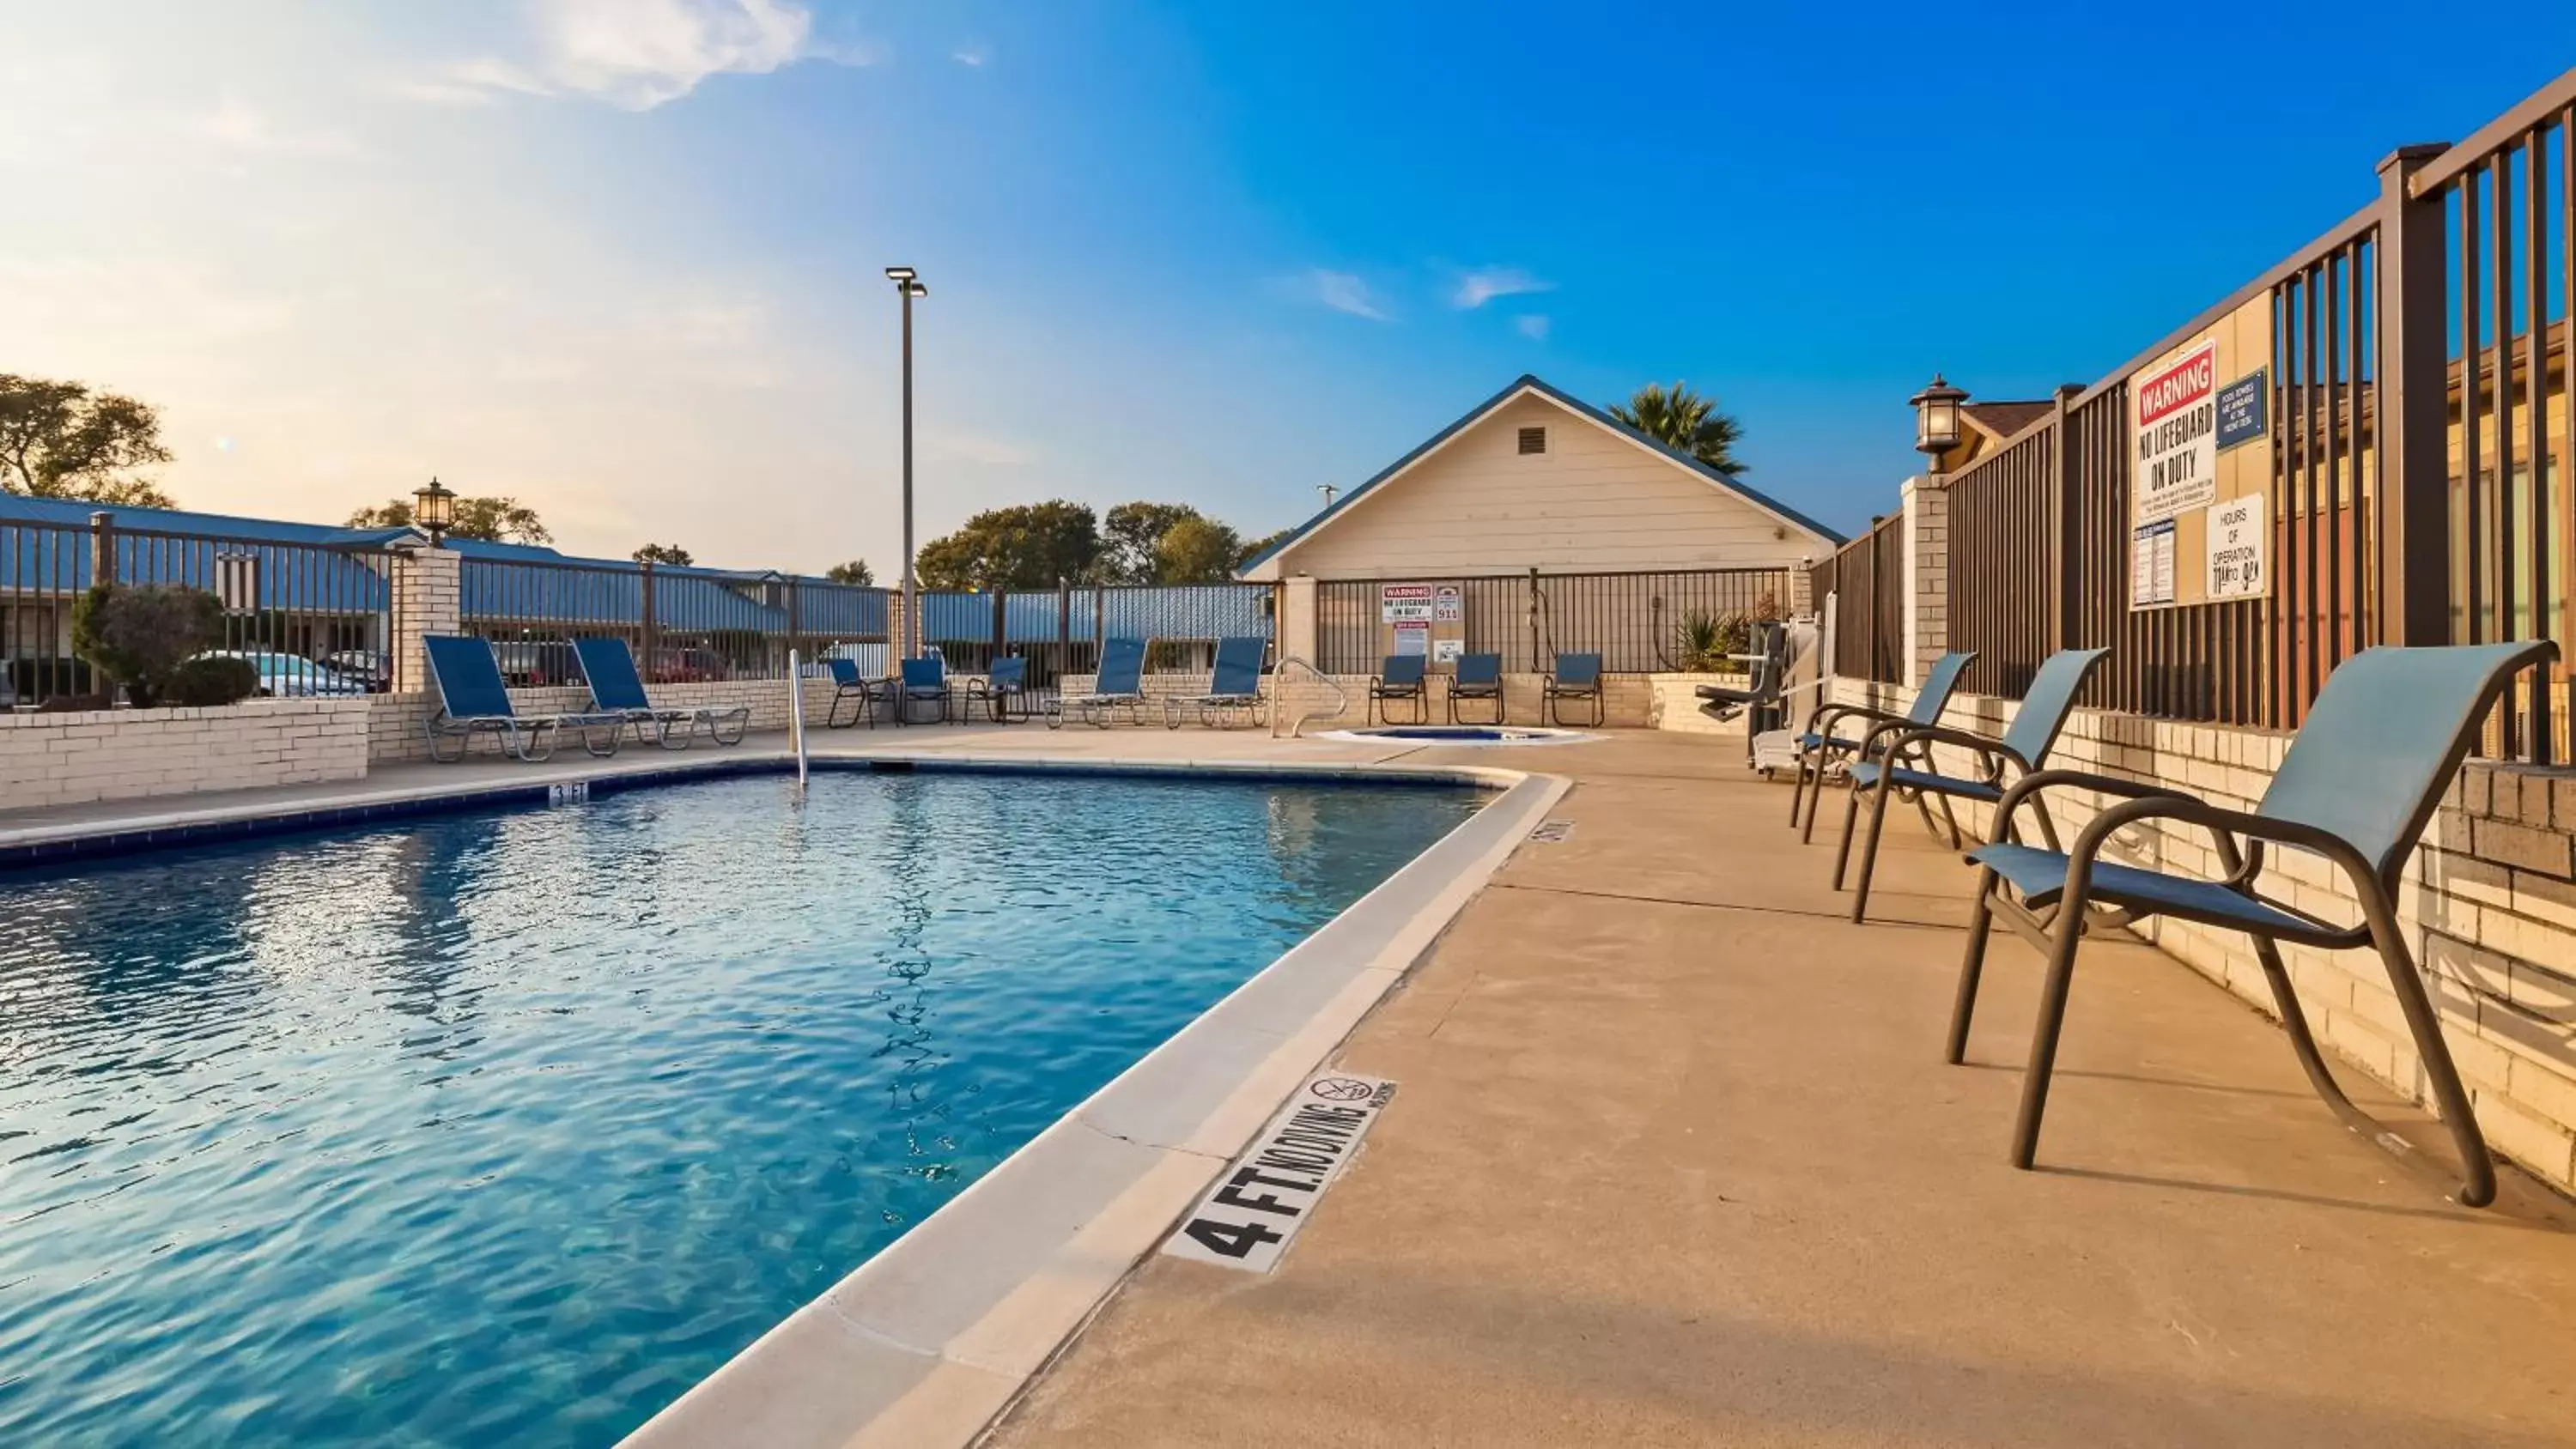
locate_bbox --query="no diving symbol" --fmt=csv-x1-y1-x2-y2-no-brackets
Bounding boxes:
1309,1077,1375,1102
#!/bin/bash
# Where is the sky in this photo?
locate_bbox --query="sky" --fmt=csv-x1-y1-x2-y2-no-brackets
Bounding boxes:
6,2,2575,572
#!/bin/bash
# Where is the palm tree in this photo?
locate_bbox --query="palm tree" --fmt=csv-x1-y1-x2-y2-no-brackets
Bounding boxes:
1610,381,1748,475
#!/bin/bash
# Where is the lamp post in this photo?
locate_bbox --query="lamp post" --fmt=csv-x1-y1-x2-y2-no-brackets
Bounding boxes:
413,476,457,548
885,266,928,659
1910,374,1969,475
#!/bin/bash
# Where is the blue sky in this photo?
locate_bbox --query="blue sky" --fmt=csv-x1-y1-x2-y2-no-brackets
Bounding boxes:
6,3,2573,569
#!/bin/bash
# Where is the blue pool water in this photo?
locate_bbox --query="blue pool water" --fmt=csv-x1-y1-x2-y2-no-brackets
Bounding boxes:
0,770,1480,1446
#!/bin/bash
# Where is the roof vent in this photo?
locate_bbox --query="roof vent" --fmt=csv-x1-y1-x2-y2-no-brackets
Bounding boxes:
1516,426,1547,455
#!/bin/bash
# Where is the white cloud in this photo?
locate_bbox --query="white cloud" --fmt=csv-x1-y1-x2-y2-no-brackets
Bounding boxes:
398,0,877,111
1291,269,1389,321
192,96,355,155
1516,314,1550,340
1451,265,1552,310
952,42,991,68
927,432,1033,466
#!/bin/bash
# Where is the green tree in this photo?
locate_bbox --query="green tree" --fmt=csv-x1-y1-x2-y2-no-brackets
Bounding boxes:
1099,501,1204,585
824,559,875,585
1236,526,1296,569
0,374,177,507
347,495,554,545
915,500,1102,591
1153,514,1245,584
1610,381,1748,475
632,543,693,567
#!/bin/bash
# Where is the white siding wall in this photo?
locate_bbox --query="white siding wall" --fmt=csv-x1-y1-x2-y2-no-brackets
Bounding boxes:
1270,394,1826,579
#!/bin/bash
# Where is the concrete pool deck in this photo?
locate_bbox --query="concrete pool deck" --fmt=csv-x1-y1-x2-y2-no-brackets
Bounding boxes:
11,724,2576,1445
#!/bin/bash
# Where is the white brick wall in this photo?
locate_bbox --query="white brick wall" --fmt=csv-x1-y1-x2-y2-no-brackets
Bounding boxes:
1,698,372,810
1828,677,2576,1193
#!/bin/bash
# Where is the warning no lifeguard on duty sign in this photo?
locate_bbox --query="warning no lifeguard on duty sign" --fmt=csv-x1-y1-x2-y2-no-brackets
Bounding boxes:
1160,1071,1396,1273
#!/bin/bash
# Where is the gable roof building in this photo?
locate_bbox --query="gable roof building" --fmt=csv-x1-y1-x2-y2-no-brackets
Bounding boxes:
1238,374,1844,583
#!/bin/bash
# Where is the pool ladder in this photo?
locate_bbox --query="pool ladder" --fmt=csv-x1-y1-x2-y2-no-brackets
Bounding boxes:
1269,655,1351,739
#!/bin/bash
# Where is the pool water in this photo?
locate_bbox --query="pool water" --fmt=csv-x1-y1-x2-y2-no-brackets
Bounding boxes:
0,771,1480,1446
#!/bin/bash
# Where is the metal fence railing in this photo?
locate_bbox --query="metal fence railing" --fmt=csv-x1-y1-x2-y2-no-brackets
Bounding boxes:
1810,520,1903,685
459,555,889,686
1866,64,2574,763
2,512,408,706
1313,568,1790,676
914,582,1278,695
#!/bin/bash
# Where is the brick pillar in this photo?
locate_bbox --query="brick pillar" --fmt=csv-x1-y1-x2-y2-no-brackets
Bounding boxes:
1279,574,1319,664
885,587,911,670
1902,474,1950,685
392,544,460,694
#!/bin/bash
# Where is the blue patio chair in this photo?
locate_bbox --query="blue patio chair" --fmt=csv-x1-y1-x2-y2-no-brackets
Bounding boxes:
963,655,1030,723
1447,652,1504,724
823,658,886,729
1048,637,1151,729
1542,652,1604,727
573,637,750,750
1790,651,1976,839
422,634,623,763
1166,636,1269,729
1948,641,2556,1208
1835,647,2109,923
894,655,950,725
1370,654,1428,724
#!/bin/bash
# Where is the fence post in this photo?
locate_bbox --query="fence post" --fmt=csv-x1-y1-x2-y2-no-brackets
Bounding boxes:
2374,142,2453,647
390,545,460,694
785,577,802,674
1901,475,1948,685
640,557,659,669
2048,384,2082,654
88,511,116,591
992,586,1007,662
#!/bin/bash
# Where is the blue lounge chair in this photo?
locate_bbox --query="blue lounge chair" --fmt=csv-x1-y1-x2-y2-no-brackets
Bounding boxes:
1542,651,1604,727
1370,654,1428,724
573,637,750,750
1166,636,1269,729
893,656,950,725
1835,647,2109,923
963,656,1030,723
1790,651,1976,839
1948,641,2556,1208
422,634,623,763
1048,637,1151,729
1447,652,1504,724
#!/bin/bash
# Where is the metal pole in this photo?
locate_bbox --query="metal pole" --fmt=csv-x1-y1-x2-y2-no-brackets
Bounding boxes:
900,283,916,663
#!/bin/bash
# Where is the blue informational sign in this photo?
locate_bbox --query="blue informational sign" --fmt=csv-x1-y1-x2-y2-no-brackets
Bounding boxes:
2215,368,2267,451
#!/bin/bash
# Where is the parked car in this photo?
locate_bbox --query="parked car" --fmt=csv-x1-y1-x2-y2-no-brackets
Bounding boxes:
190,651,371,698
489,640,582,687
325,650,394,692
647,647,732,683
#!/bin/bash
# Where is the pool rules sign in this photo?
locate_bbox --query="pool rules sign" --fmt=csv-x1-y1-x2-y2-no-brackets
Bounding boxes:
1162,1071,1396,1273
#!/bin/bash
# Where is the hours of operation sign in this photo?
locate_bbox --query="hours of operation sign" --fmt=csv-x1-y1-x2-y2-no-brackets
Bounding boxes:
2132,340,2220,524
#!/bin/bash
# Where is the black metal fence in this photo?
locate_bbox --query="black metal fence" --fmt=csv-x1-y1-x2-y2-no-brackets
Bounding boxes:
459,555,888,686
1314,568,1790,676
914,582,1278,693
3,512,409,706
1810,519,1903,685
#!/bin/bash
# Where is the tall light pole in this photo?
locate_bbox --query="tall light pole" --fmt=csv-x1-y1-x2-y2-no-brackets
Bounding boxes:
885,265,927,659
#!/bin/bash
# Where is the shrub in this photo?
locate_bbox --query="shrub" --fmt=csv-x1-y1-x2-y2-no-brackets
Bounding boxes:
70,584,225,708
161,655,261,707
1674,609,1753,672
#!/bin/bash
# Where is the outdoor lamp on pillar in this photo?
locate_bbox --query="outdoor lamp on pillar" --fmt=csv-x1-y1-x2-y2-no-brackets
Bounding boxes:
1911,374,1968,473
413,476,457,548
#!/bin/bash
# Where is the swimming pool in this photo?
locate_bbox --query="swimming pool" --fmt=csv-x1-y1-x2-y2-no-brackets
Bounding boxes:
0,769,1484,1446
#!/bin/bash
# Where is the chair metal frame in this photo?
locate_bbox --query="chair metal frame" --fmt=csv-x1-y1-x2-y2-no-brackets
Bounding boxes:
1541,652,1605,728
1788,652,1976,840
1369,654,1429,724
1446,652,1504,725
